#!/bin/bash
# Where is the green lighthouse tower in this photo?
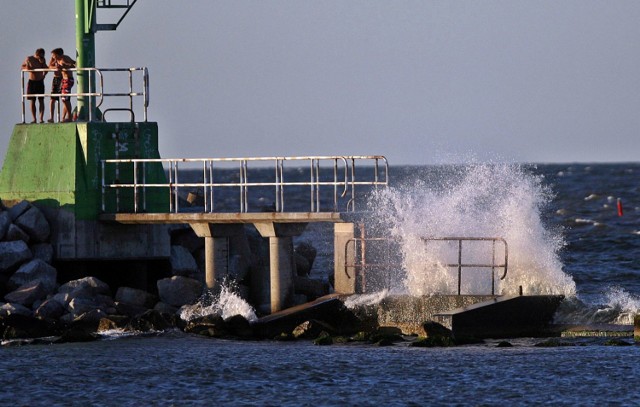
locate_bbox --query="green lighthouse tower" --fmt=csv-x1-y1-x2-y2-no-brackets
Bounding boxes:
0,1,169,263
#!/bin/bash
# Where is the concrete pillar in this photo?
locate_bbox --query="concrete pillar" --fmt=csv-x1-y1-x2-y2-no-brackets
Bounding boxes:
635,314,640,343
203,236,229,290
190,223,244,290
254,222,307,313
334,222,356,294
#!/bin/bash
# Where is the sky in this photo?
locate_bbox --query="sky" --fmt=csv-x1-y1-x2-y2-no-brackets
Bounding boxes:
2,1,640,166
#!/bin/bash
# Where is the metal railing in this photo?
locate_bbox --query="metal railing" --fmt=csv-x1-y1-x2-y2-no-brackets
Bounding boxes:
421,237,508,295
344,236,508,295
101,155,388,213
20,67,149,123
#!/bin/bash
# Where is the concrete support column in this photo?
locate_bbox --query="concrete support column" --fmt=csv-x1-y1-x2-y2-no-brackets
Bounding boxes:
254,222,307,314
190,223,244,291
268,236,294,313
334,222,356,294
203,236,229,290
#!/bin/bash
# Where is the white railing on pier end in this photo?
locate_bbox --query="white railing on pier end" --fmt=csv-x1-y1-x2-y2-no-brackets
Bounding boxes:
101,155,388,214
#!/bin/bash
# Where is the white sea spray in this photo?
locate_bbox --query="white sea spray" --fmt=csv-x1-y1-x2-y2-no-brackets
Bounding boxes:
364,163,577,297
179,283,257,322
343,290,389,309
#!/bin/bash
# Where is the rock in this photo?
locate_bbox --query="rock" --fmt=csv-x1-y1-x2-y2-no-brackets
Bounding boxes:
127,310,172,332
410,335,455,347
5,224,30,243
73,309,109,325
157,276,204,307
293,320,336,339
294,253,311,276
154,302,179,315
295,241,317,271
1,313,53,340
115,286,156,308
224,314,253,338
422,321,454,339
0,240,32,273
60,324,99,343
34,298,66,321
14,206,50,243
58,276,111,297
170,245,199,276
8,201,31,221
294,276,327,300
8,259,57,294
4,281,47,307
0,302,33,317
97,315,130,332
30,243,54,264
115,302,149,318
313,331,333,346
0,211,11,240
67,297,105,316
184,314,227,337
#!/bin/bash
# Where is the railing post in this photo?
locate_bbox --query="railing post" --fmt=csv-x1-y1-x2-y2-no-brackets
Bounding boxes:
457,239,463,295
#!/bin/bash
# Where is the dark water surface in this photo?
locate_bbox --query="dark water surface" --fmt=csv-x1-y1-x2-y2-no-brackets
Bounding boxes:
1,334,637,406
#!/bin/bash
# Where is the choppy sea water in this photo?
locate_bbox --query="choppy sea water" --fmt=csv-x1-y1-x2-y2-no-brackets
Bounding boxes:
2,163,639,405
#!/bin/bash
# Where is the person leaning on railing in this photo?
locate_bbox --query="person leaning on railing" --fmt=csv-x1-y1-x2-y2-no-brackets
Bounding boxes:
50,48,76,123
21,48,48,124
47,51,63,123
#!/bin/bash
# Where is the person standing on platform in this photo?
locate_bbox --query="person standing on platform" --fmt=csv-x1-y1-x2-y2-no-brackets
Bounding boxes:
51,48,76,122
21,48,48,123
47,52,63,123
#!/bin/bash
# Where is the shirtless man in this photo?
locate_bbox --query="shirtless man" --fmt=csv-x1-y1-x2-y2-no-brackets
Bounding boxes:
47,52,63,122
51,48,76,122
21,48,48,123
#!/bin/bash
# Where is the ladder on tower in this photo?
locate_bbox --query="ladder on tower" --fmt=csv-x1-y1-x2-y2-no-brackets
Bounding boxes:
95,0,138,31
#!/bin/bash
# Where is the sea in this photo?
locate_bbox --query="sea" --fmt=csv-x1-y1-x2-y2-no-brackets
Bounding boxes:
1,162,639,406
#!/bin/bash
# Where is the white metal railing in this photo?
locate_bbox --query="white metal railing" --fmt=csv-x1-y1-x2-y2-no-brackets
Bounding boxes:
20,67,149,123
345,236,508,295
101,155,388,213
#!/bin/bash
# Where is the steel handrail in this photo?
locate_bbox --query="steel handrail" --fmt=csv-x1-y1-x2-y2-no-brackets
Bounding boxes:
20,67,148,123
343,236,508,295
420,237,508,295
101,155,388,213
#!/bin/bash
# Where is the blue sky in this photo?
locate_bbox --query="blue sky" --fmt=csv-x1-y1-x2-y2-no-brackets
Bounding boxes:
2,1,640,165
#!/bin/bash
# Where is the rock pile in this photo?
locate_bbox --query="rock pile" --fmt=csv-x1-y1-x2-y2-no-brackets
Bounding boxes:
0,200,338,345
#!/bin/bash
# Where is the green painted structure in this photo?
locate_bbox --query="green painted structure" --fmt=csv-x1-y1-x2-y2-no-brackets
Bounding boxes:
0,122,167,217
0,121,170,260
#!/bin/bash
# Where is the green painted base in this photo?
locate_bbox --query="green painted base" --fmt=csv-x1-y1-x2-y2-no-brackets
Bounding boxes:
0,122,168,220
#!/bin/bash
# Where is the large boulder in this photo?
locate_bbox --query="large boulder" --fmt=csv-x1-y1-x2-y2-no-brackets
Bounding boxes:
115,286,156,308
0,240,32,273
7,200,30,221
5,224,30,243
14,206,50,243
4,281,47,307
157,276,204,307
58,276,111,297
0,302,33,317
34,298,67,321
0,211,11,240
8,259,57,294
169,245,198,276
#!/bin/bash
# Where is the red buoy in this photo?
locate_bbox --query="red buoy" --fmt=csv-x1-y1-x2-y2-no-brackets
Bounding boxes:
617,198,623,217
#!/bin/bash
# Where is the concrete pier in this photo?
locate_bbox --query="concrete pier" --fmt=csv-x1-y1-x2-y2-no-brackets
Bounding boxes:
100,212,351,313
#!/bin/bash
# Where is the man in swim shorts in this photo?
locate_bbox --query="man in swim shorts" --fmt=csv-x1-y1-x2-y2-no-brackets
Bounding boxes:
21,48,48,123
48,53,63,123
51,48,76,122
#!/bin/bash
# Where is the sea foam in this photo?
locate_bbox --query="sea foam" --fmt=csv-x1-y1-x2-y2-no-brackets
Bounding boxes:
364,163,577,297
